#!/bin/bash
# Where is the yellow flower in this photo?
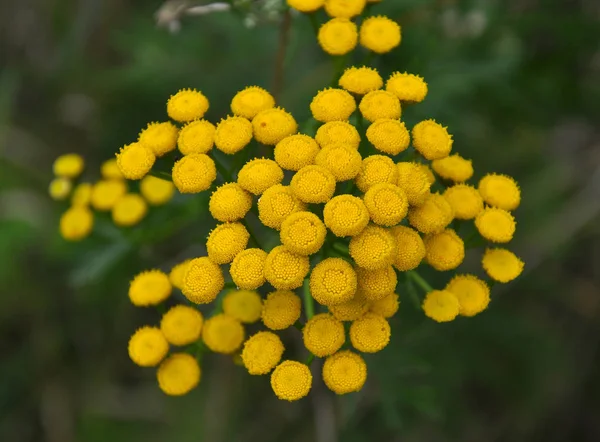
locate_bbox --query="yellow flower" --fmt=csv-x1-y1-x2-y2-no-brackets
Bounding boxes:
310,88,356,122
129,269,172,306
116,142,156,180
310,258,358,306
140,176,175,205
323,195,369,237
360,16,401,54
230,248,268,290
209,183,253,222
386,72,428,103
328,292,369,321
252,107,297,145
431,154,473,182
169,260,191,290
172,153,217,194
349,225,396,270
53,153,84,178
369,292,399,318
412,120,453,160
443,184,483,220
177,119,215,155
356,265,397,301
363,183,408,226
206,222,250,264
315,143,362,181
112,193,148,227
318,18,358,55
482,248,524,283
408,193,454,234
390,225,426,271
90,180,127,211
359,90,401,122
355,155,398,193
322,350,367,394
339,66,383,95
264,246,310,290
270,360,312,401
366,118,410,155
182,257,224,304
280,211,327,256
237,158,284,195
157,353,201,396
242,331,284,375
223,290,263,324
202,313,245,354
290,165,336,204
475,208,516,243
49,178,72,201
324,0,366,18
138,121,178,156
445,274,490,317
396,162,432,206
231,86,275,119
349,312,390,353
478,173,521,211
160,305,203,346
101,158,123,180
167,88,209,122
424,228,465,271
274,134,320,171
303,313,345,357
258,184,306,230
214,115,253,155
59,206,94,241
128,326,169,367
418,163,436,185
262,290,302,330
71,183,92,206
315,121,360,149
422,290,460,323
287,0,325,12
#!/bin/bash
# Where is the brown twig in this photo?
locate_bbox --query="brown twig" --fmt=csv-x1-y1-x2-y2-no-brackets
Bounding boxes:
272,8,292,101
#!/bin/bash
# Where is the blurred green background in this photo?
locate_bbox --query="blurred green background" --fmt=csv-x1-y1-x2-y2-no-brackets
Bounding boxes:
2,0,600,441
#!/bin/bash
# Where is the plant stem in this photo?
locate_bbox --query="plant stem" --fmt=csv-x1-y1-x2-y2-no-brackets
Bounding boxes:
213,156,232,182
331,54,347,86
293,320,304,331
148,170,172,181
241,218,262,249
273,8,292,101
305,353,315,366
308,13,319,35
332,242,349,256
407,270,434,293
303,278,315,320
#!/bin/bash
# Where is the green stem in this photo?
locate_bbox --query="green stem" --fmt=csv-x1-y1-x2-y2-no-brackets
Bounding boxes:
303,278,315,320
293,320,304,331
308,13,319,35
361,50,375,66
331,54,347,87
213,156,232,182
407,270,434,293
241,218,262,249
332,242,349,256
405,277,422,309
148,170,172,181
304,353,315,366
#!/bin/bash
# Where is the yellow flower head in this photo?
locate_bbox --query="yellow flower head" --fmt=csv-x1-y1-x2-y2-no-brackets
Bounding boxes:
231,86,275,119
396,162,432,206
318,18,358,55
160,305,203,346
366,118,410,155
349,312,390,353
360,16,401,54
262,290,302,330
169,260,191,290
424,228,465,271
315,143,362,181
386,72,428,103
237,158,284,195
258,184,306,230
112,193,148,227
315,121,360,149
478,173,521,211
323,194,369,237
408,193,454,234
138,121,178,157
129,269,172,306
59,206,94,241
422,290,460,323
264,246,310,290
177,119,215,155
431,154,473,182
412,120,453,160
214,115,253,155
280,211,327,256
172,153,217,194
140,176,175,205
71,183,92,206
182,257,224,304
290,165,336,204
349,224,396,270
128,326,169,367
328,292,369,321
209,183,253,222
324,0,366,18
242,331,284,375
310,258,358,306
482,248,524,283
390,225,426,271
206,222,250,264
443,184,483,220
274,134,320,171
49,178,72,201
270,360,312,401
310,88,356,123
252,107,297,145
418,163,436,185
230,248,268,290
202,313,245,354
356,265,397,301
53,153,84,178
101,158,123,180
369,292,399,318
157,353,201,396
287,0,325,13
359,90,401,122
167,88,209,122
363,183,408,226
355,155,398,193
445,274,490,317
223,290,263,324
303,313,345,357
339,66,383,95
322,350,367,394
116,142,156,180
475,208,516,243
91,180,127,211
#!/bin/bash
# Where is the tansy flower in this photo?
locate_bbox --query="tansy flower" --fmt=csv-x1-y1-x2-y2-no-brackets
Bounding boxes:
310,258,358,306
53,153,84,178
475,208,516,243
177,119,215,155
359,90,401,122
287,0,325,12
366,119,410,155
412,120,453,160
303,313,345,357
418,163,436,185
206,222,250,264
396,162,432,206
390,225,426,271
258,184,306,230
237,158,284,195
323,194,370,237
349,312,390,353
315,143,362,181
140,176,175,205
91,180,127,211
386,72,428,103
160,305,204,346
71,183,92,206
59,206,94,241
101,158,123,180
424,228,465,271
349,225,396,270
223,290,263,323
445,274,490,317
478,173,521,211
431,154,473,182
355,155,398,193
157,353,201,396
209,183,253,222
230,248,268,290
182,257,224,304
369,292,399,318
128,327,169,367
422,290,460,323
315,121,360,149
116,142,156,180
280,211,327,256
138,121,178,157
231,86,275,119
172,154,217,194
356,265,397,301
274,134,320,171
408,193,454,234
264,246,310,290
328,292,369,321
242,331,284,375
167,88,209,122
262,290,302,330
112,193,148,227
324,0,366,18
270,360,312,401
252,107,297,145
322,350,367,394
214,116,253,155
202,314,245,354
339,66,383,95
169,260,191,290
290,165,337,204
360,16,401,54
128,269,172,306
310,88,356,122
363,183,408,226
482,248,524,283
49,178,72,201
443,184,483,220
318,18,358,56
